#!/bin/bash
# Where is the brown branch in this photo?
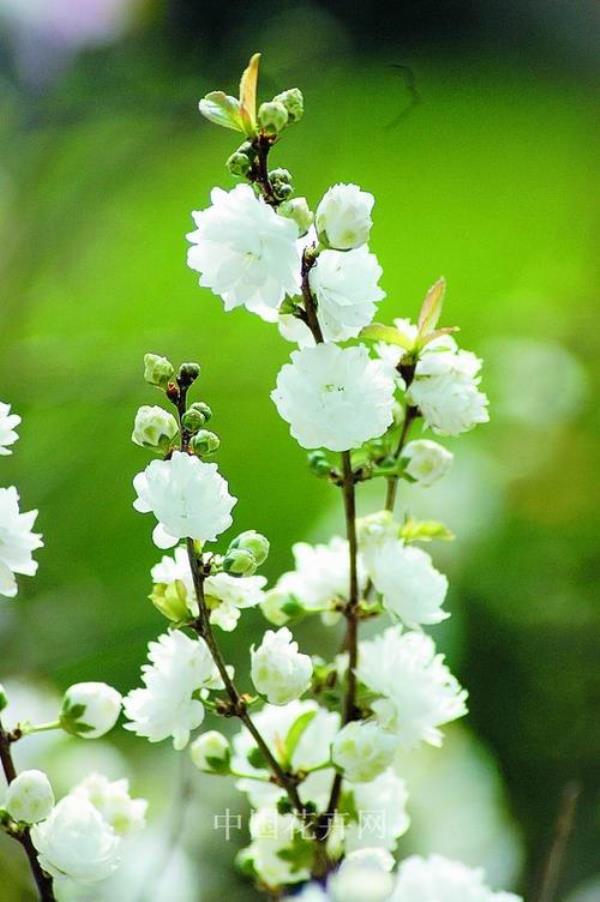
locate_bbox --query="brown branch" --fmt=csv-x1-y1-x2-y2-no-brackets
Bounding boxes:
0,718,55,900
535,781,581,902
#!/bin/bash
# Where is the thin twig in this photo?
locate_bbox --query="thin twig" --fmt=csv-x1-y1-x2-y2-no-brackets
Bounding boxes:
535,781,581,902
0,718,55,900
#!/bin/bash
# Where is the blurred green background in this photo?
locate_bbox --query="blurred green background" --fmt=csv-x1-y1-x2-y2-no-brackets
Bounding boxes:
0,1,598,899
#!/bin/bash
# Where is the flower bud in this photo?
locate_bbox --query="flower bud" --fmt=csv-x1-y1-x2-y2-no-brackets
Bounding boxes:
143,353,174,389
273,88,304,123
189,401,212,423
228,530,270,566
401,439,453,487
307,450,332,478
278,197,313,235
190,730,231,774
258,100,288,134
0,683,7,712
222,548,257,577
181,408,205,433
177,362,201,387
132,406,179,451
260,588,302,626
150,580,191,622
5,770,55,824
190,429,220,456
316,183,374,250
226,151,252,178
60,682,122,739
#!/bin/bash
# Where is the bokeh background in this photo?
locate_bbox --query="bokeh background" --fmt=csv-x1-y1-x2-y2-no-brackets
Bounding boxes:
0,1,598,899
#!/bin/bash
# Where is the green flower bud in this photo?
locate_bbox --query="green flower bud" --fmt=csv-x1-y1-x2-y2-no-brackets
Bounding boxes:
181,408,205,434
273,88,304,123
308,450,332,478
258,100,289,134
177,362,201,387
189,401,212,423
229,530,270,566
222,548,257,577
278,197,313,235
190,731,231,774
191,430,220,456
269,167,292,185
226,151,251,178
132,405,179,451
0,683,7,712
150,580,192,622
144,353,174,390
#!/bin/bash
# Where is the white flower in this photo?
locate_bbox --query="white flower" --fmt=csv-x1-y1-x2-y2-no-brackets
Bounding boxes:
31,795,120,886
0,402,21,455
328,849,395,902
346,771,410,854
358,627,467,749
204,570,267,631
331,721,396,783
5,769,55,824
186,184,301,320
190,730,231,772
272,344,395,451
131,405,178,450
61,683,122,739
407,338,489,436
70,773,147,836
391,854,522,902
151,544,198,618
123,630,222,750
401,439,453,486
306,247,384,342
246,807,310,888
365,540,449,628
251,627,313,705
0,487,43,598
232,700,339,809
133,450,236,548
316,183,374,250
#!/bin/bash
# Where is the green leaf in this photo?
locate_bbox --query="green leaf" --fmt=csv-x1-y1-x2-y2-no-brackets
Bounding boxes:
277,833,315,873
359,322,414,350
282,710,317,768
239,53,261,135
198,92,244,132
400,517,455,543
417,277,446,336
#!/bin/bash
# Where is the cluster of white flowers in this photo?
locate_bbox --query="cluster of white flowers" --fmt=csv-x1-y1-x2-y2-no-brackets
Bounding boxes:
123,629,224,749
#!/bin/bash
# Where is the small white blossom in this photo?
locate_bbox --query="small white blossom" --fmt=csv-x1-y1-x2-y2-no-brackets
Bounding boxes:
190,730,231,772
331,721,396,784
5,769,55,824
365,540,449,628
61,683,122,739
133,450,236,548
131,405,178,450
390,854,522,902
246,807,309,888
328,849,395,902
358,627,467,749
186,184,301,320
0,487,43,598
271,344,395,452
346,770,410,854
251,627,313,705
316,183,374,250
123,630,223,750
401,439,453,486
70,773,147,836
408,337,489,436
31,795,121,887
0,402,21,455
205,571,267,631
306,247,384,342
